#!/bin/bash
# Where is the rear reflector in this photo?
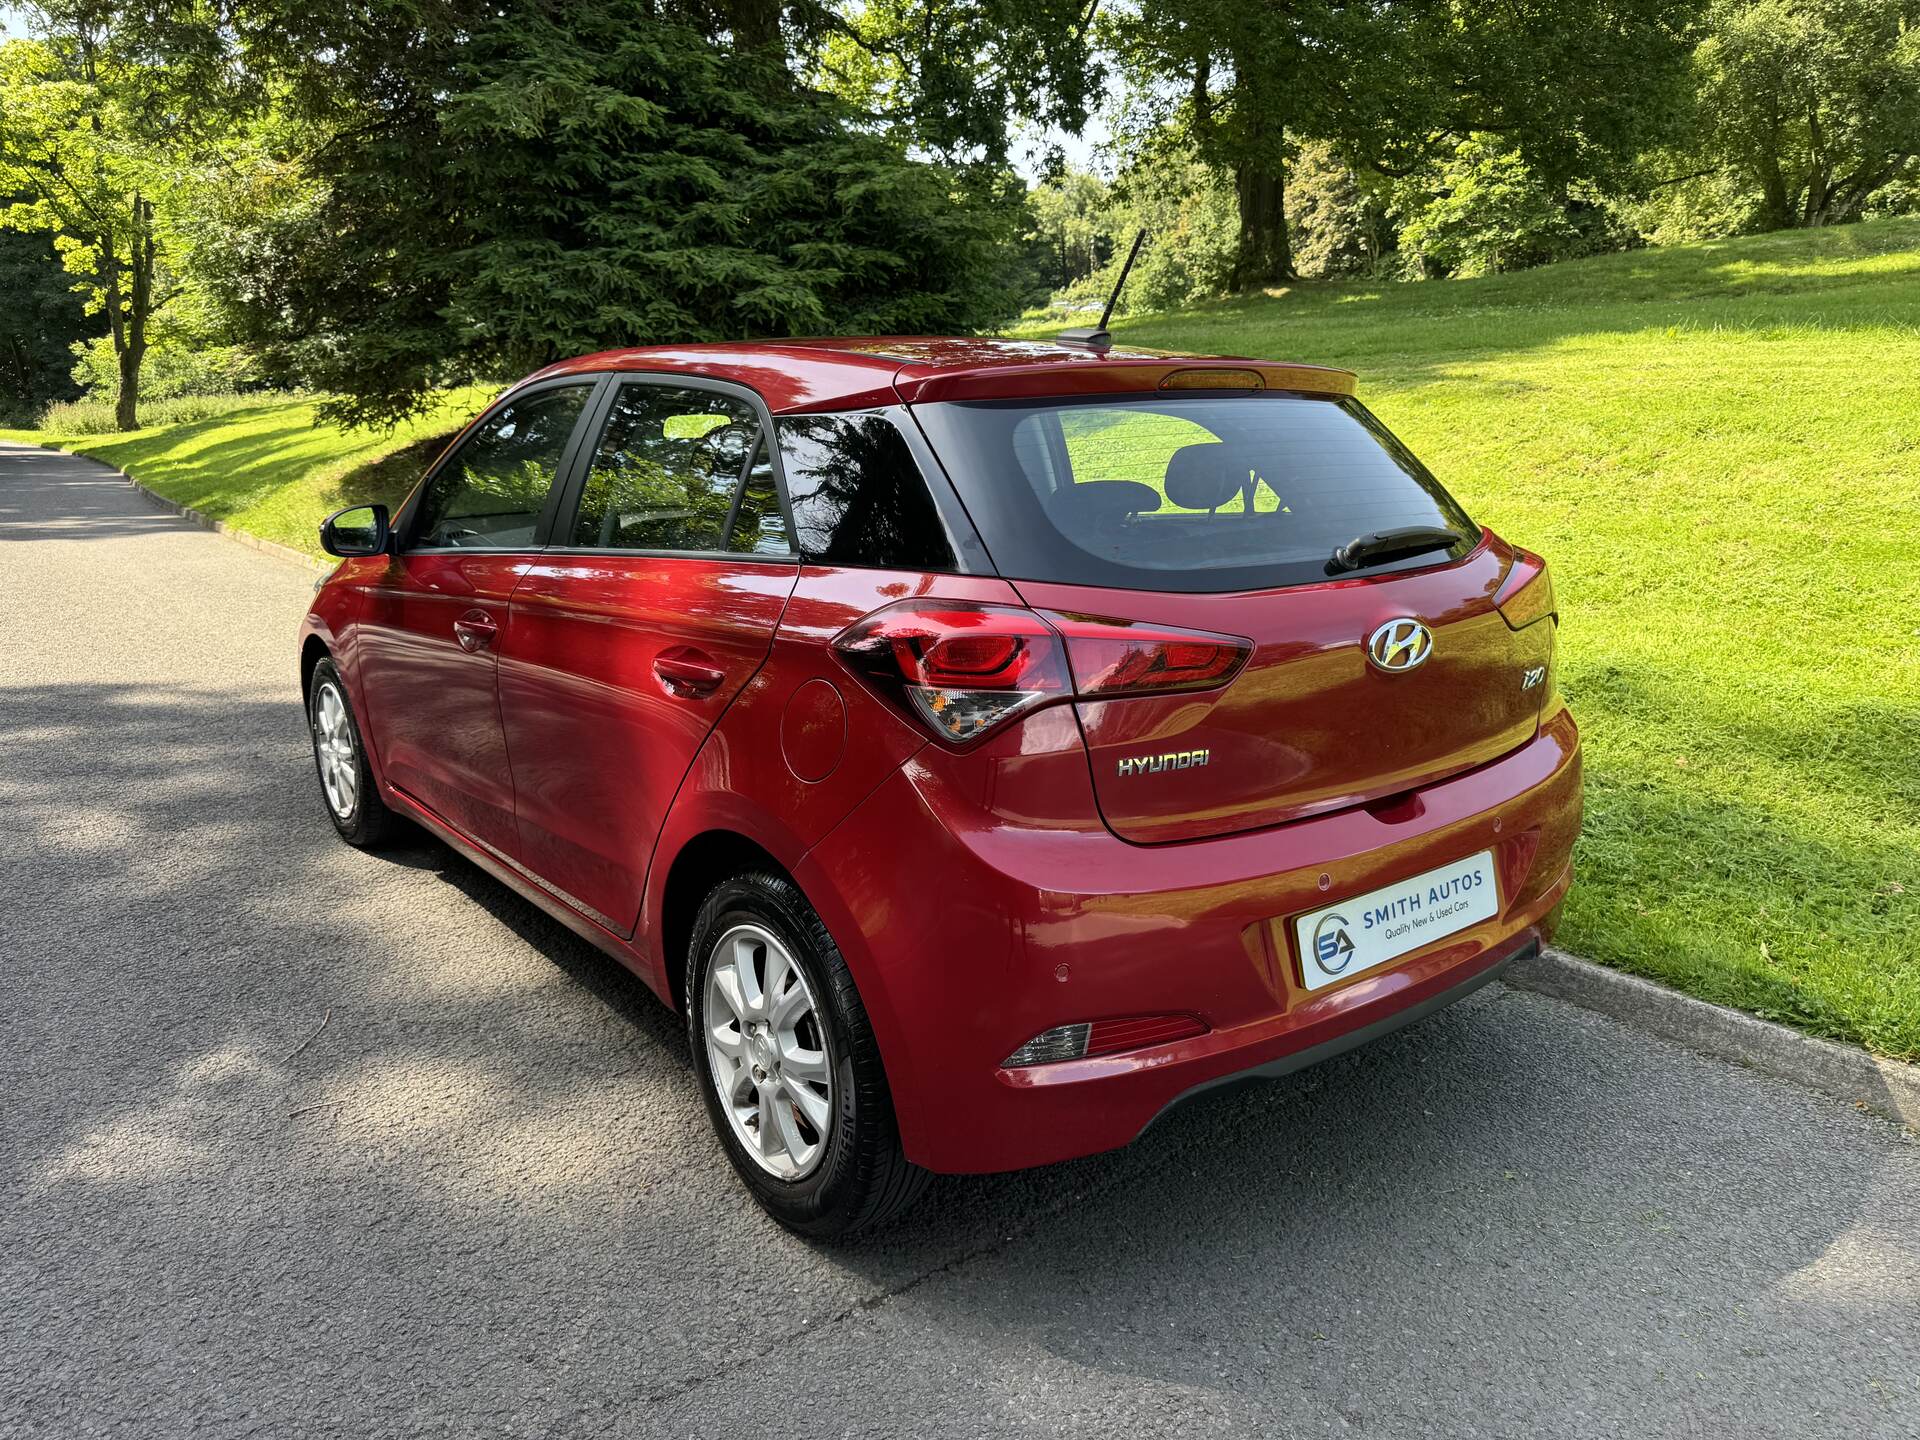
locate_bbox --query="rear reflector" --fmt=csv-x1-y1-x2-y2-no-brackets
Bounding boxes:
1084,1014,1208,1056
1002,1024,1091,1068
1002,1014,1209,1068
834,601,1249,747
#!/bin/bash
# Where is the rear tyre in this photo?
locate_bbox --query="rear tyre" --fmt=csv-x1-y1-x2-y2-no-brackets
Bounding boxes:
307,657,397,849
686,871,930,1237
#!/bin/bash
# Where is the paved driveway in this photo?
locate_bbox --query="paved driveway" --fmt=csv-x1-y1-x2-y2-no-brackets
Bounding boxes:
3,442,1917,1438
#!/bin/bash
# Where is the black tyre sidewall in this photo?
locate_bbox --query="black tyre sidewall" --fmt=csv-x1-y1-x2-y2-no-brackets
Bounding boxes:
686,871,911,1236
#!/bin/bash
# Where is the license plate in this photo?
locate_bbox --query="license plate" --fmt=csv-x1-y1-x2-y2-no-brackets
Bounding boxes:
1293,851,1499,992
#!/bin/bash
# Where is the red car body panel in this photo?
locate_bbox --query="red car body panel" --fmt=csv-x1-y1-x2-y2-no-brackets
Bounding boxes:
498,554,799,933
300,337,1583,1177
353,553,530,855
796,705,1578,1172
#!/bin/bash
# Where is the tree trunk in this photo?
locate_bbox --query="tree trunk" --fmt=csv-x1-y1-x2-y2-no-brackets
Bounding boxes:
1231,161,1294,290
1756,150,1793,231
114,196,153,432
724,0,781,53
1802,162,1834,227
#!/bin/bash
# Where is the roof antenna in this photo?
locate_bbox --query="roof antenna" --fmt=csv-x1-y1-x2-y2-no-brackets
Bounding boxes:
1059,229,1146,352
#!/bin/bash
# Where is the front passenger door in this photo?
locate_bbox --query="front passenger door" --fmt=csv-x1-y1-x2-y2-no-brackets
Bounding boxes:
353,380,597,854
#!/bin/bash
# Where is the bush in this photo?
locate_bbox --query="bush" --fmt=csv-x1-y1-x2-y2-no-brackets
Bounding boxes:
1609,162,1768,245
36,390,293,435
70,336,255,403
1052,144,1238,315
1396,135,1634,277
1289,142,1396,279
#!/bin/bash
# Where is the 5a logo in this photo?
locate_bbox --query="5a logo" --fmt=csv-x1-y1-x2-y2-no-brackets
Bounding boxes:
1311,913,1357,975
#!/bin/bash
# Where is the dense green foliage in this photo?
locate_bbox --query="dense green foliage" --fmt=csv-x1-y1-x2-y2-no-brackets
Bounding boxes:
7,0,1916,426
0,21,174,429
181,0,1071,426
0,223,97,422
1031,0,1919,298
1696,0,1920,229
1106,0,1696,286
1395,137,1631,278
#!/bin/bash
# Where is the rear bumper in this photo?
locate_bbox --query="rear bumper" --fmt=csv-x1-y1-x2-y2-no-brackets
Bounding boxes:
796,707,1582,1174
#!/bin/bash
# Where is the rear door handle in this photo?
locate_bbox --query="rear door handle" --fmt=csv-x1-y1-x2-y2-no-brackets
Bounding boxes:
453,609,498,653
654,647,727,698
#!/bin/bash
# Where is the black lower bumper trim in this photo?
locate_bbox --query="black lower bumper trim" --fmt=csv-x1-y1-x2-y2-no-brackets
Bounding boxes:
1144,936,1540,1132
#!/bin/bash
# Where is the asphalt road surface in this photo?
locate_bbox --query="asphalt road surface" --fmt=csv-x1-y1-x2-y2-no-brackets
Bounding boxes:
4,441,1917,1439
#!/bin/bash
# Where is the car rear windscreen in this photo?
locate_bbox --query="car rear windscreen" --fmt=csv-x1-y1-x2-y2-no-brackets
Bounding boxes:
911,393,1479,593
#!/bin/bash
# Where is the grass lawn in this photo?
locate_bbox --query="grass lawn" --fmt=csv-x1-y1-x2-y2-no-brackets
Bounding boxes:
0,387,494,559
4,219,1914,1057
1032,218,1919,1058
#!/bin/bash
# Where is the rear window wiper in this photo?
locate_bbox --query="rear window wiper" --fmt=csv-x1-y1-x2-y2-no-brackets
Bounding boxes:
1326,525,1461,575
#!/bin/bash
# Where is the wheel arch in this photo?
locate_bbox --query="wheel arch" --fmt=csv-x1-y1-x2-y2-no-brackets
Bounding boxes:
657,829,791,1015
299,633,331,702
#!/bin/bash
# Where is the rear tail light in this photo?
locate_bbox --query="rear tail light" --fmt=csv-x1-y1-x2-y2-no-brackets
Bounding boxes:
1002,1014,1208,1068
1494,552,1556,630
832,602,1070,744
833,600,1250,747
1047,611,1250,697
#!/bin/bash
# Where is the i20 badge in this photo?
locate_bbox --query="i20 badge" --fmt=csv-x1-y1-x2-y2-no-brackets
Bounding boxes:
1366,618,1433,673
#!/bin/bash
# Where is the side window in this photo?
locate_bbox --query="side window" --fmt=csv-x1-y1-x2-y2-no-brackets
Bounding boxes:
775,413,956,570
411,385,591,549
571,383,789,554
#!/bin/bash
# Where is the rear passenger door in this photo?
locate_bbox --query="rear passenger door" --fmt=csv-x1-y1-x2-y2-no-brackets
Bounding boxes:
497,377,798,935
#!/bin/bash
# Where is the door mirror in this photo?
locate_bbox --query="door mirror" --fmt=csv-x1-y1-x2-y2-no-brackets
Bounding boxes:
319,503,391,558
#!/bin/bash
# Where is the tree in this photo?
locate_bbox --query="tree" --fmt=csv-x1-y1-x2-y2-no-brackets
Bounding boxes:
180,0,1082,426
0,221,99,421
1028,170,1113,293
1108,0,1698,288
1096,138,1238,310
1395,135,1631,278
0,11,183,430
1288,141,1394,279
812,0,1101,165
1697,0,1920,229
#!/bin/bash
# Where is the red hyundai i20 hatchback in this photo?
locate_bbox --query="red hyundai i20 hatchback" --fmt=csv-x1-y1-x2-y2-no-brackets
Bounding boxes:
300,338,1581,1235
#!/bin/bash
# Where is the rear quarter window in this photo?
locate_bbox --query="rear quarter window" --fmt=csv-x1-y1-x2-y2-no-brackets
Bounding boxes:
775,412,957,571
913,393,1479,593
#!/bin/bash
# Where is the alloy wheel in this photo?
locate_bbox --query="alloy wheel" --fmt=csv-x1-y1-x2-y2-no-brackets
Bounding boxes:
312,681,358,819
703,922,834,1180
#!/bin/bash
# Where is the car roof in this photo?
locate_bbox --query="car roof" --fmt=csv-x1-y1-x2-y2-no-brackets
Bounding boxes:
524,337,1358,414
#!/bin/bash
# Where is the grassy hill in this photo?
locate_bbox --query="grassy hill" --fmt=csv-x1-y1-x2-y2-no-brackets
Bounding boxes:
1057,219,1920,1057
7,219,1916,1056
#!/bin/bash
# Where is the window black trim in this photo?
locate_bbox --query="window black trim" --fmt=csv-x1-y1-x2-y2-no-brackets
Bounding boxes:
392,374,612,555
